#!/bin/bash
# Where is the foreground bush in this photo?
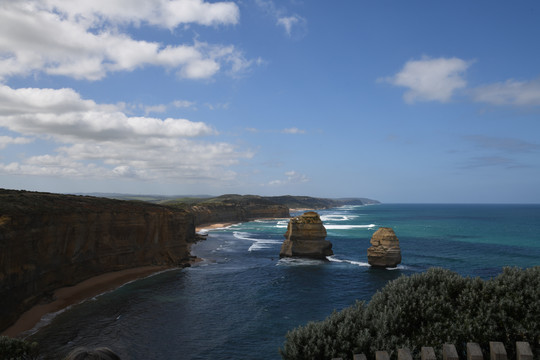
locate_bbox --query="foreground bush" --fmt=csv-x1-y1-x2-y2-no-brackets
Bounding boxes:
0,336,39,360
280,267,540,360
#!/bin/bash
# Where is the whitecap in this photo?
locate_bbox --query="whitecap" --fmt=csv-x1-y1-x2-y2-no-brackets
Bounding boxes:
336,205,365,210
327,256,370,267
324,224,377,230
233,231,281,252
22,306,73,337
248,239,281,252
197,224,235,233
275,220,289,228
276,258,326,266
386,264,408,270
320,214,359,222
233,231,252,241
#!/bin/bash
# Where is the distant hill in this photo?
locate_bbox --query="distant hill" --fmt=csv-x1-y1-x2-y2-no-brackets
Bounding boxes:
159,194,379,226
83,193,381,209
263,195,380,209
76,193,213,204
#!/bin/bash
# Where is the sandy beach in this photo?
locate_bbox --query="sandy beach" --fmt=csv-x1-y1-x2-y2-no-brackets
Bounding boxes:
195,222,238,232
2,265,172,338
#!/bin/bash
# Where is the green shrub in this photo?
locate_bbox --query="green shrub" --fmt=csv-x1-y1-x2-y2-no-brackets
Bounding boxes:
280,267,540,360
0,336,39,360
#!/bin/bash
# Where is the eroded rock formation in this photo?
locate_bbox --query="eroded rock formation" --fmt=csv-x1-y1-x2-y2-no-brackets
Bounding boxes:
0,189,196,332
367,227,401,268
279,211,333,259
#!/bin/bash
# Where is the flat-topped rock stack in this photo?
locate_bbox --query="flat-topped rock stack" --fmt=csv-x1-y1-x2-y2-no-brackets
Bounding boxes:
367,227,402,268
279,211,333,260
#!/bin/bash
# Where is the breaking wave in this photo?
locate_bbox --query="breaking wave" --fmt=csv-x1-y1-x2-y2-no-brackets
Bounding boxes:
233,231,281,252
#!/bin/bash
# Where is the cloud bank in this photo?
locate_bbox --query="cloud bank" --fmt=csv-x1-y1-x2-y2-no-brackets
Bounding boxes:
0,85,252,181
0,1,252,81
0,1,259,186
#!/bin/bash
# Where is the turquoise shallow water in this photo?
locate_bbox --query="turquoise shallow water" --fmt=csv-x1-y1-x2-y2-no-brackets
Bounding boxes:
30,204,540,359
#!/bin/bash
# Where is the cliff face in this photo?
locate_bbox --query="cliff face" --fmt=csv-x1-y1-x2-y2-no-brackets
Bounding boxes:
280,211,333,259
0,189,195,332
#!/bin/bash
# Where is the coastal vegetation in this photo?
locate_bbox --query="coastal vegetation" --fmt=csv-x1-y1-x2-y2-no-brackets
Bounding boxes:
280,267,540,360
0,336,39,360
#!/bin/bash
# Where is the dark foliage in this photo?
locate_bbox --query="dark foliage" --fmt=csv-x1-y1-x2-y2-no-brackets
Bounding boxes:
280,267,540,360
0,336,39,360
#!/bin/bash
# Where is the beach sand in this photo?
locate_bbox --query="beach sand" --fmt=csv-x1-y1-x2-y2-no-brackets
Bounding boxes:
2,265,172,338
195,222,237,232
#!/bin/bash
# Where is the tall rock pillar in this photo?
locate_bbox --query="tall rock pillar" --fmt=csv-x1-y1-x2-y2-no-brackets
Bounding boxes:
367,227,402,268
279,211,333,260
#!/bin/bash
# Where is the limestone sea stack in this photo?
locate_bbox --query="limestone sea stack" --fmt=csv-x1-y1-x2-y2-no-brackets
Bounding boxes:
279,211,333,260
367,227,402,268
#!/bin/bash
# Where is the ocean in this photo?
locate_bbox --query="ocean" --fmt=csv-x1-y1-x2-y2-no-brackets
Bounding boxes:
29,204,540,359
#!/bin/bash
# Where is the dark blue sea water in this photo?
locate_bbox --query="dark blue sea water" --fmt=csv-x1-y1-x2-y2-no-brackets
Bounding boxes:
30,204,540,359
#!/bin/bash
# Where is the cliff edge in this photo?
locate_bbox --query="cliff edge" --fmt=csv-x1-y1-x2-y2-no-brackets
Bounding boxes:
0,189,196,332
170,194,290,226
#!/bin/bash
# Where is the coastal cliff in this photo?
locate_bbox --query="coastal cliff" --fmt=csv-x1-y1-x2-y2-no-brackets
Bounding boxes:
173,195,290,226
0,189,196,332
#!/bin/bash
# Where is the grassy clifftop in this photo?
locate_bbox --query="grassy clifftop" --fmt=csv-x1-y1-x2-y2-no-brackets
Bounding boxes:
85,193,380,210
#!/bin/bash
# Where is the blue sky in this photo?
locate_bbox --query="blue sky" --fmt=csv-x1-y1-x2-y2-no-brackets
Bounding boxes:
1,0,539,203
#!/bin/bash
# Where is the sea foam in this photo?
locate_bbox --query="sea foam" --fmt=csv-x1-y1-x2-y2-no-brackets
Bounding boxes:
276,258,327,266
320,214,359,222
324,224,376,230
327,256,370,267
233,231,281,252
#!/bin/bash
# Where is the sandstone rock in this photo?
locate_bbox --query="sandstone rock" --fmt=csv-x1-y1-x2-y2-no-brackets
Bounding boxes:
279,211,333,259
367,227,401,268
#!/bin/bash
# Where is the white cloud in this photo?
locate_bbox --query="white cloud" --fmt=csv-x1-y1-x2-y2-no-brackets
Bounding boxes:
0,86,214,140
142,100,196,115
255,0,307,39
268,170,309,186
277,15,307,38
382,56,471,103
0,136,33,149
285,170,309,183
281,127,306,134
0,85,252,181
0,1,251,81
277,16,298,36
173,100,195,108
39,0,239,29
144,104,168,115
472,78,540,106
